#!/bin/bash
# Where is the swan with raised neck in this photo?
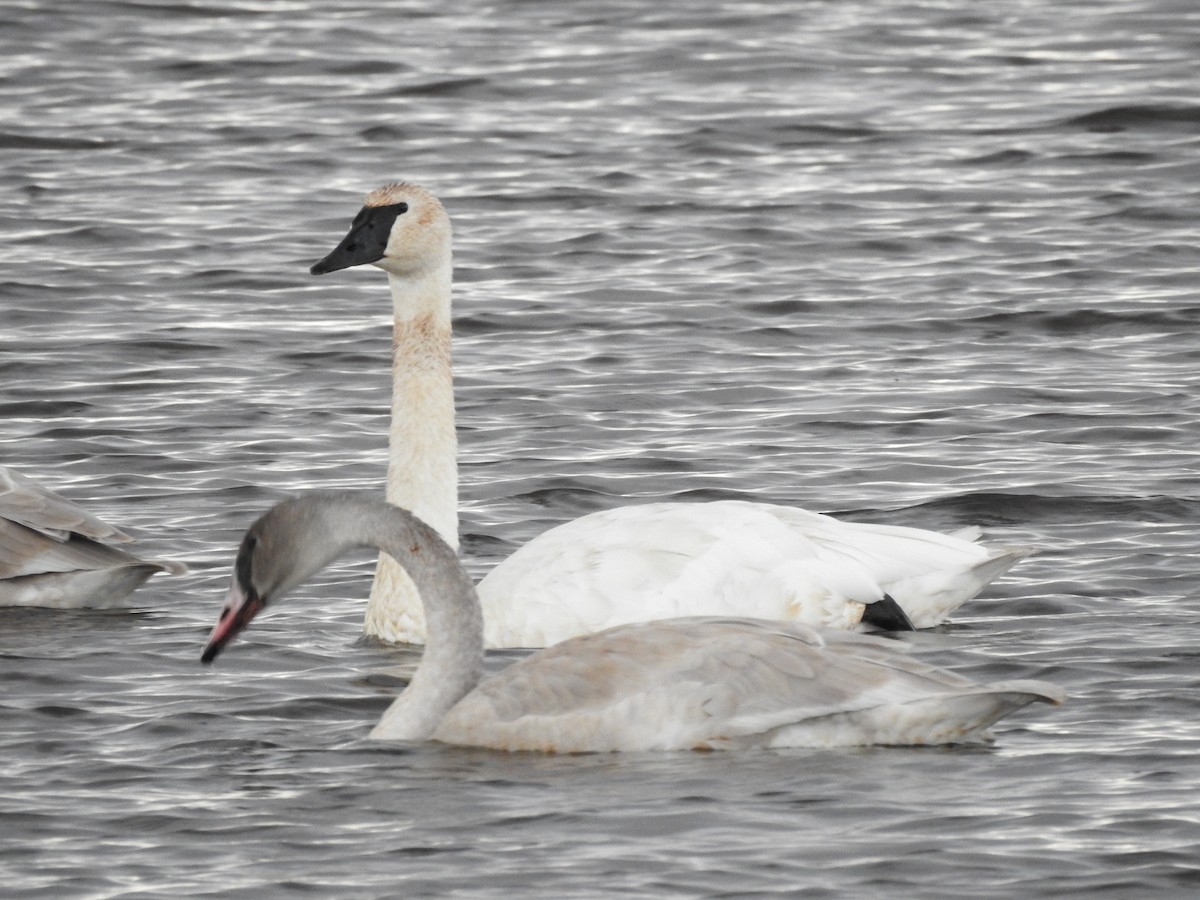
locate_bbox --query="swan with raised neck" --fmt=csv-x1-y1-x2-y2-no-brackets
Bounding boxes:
311,182,456,642
200,493,1062,751
309,182,1033,648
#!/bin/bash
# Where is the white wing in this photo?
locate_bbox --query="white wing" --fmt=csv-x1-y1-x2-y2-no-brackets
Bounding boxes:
476,501,1030,646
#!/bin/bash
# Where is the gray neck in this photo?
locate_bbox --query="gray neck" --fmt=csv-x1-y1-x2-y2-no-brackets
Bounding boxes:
314,495,483,738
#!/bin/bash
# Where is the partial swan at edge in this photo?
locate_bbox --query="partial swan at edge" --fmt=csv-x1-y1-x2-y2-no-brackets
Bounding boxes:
0,466,186,607
308,182,1032,648
200,493,1062,752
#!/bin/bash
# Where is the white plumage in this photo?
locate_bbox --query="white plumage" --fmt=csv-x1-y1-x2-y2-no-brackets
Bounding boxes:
476,500,1029,647
309,182,1030,648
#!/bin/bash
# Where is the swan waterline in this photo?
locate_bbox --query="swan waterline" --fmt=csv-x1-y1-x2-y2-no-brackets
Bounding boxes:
309,182,1032,648
200,493,1063,752
0,466,185,608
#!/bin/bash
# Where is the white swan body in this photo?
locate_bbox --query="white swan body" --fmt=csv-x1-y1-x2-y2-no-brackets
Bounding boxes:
309,183,1031,648
201,493,1063,752
476,501,1029,647
0,466,185,607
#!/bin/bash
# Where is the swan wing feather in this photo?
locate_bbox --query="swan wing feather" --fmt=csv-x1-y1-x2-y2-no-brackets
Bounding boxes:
477,501,1024,644
433,617,1061,752
0,468,185,606
0,466,132,544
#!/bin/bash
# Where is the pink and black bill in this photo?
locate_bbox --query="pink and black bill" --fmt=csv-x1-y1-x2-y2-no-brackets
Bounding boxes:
309,201,409,275
200,533,265,664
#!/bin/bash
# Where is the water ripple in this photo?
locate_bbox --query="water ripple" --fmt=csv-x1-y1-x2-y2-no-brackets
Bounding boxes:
1,0,1198,897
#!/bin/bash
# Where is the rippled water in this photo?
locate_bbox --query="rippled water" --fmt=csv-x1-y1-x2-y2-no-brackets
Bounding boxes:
3,0,1200,896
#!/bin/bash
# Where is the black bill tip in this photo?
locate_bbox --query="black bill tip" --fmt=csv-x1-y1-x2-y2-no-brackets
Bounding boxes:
199,591,263,665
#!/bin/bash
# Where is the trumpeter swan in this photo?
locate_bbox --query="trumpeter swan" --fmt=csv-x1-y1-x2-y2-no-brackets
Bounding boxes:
308,183,1030,648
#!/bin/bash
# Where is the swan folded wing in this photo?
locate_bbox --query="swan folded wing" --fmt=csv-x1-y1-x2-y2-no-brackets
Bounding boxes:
475,498,1031,644
0,518,146,579
765,505,988,582
0,467,131,544
478,503,893,643
764,506,1034,627
433,618,1026,752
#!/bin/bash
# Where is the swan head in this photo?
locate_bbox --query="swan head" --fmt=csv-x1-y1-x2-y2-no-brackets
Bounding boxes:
201,494,357,664
309,182,450,279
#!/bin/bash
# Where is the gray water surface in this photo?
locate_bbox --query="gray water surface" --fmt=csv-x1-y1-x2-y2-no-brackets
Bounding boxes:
2,1,1199,897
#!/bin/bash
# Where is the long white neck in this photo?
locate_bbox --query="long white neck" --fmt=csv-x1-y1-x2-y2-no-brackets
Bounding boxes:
364,258,459,644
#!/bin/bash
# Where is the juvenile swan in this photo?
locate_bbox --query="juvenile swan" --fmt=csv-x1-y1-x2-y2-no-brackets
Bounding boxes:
0,466,185,607
200,493,1062,751
309,182,1032,648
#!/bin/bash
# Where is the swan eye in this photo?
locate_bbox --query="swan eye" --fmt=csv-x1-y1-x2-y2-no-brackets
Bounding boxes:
357,202,409,240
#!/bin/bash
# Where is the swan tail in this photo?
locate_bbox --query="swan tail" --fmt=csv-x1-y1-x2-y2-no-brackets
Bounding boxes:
885,544,1035,628
886,679,1065,744
766,678,1064,748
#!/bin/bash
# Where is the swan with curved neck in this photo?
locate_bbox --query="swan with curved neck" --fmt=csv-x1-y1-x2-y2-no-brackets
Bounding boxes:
0,465,185,608
201,493,1062,751
309,182,1031,648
